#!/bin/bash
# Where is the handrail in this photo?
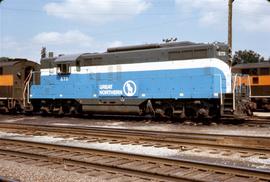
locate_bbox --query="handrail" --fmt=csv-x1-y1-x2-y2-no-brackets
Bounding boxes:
232,73,238,110
219,74,223,105
214,74,223,105
23,70,33,107
247,75,252,97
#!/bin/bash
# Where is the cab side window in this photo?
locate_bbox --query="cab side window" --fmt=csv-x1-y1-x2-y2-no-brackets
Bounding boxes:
76,60,81,72
57,64,70,74
0,67,3,75
253,77,259,84
260,68,269,75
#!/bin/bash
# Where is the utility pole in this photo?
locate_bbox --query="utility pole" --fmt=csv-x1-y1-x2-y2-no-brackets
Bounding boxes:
228,0,234,65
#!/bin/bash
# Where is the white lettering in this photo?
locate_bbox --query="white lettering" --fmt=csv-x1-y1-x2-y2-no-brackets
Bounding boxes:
99,84,113,89
98,84,123,96
60,77,69,81
99,90,123,95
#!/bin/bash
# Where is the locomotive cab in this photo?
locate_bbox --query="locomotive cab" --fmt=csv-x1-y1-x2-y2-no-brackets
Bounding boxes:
232,62,270,111
0,57,40,113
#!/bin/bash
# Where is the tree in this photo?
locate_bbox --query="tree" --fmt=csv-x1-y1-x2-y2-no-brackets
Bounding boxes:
233,50,265,65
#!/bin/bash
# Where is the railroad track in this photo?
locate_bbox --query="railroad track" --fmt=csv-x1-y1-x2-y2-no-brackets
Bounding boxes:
1,113,270,128
0,122,269,150
239,118,270,127
220,115,270,125
0,138,269,182
0,123,270,169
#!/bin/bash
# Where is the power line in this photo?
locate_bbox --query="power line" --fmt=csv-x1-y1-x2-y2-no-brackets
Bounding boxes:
0,7,178,15
1,7,270,16
85,15,202,38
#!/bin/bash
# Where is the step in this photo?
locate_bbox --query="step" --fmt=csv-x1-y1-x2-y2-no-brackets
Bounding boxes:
223,109,233,113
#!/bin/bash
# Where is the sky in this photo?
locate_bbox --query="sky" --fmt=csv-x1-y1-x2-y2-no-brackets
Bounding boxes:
0,0,270,62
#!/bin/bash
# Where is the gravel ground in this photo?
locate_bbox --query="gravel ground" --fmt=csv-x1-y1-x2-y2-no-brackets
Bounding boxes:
0,159,105,182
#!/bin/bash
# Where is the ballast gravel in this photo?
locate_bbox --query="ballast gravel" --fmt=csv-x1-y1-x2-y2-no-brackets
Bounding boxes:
0,159,104,182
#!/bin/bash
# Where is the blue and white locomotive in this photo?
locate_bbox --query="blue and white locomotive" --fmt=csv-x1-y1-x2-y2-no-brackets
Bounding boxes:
30,41,250,119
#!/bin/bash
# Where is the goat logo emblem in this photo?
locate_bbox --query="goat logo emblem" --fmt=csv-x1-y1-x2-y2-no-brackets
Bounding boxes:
123,80,136,96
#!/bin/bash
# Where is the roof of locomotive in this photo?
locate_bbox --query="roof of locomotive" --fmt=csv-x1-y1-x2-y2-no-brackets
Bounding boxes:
233,61,270,69
41,41,228,66
106,41,200,53
54,53,82,63
0,57,38,67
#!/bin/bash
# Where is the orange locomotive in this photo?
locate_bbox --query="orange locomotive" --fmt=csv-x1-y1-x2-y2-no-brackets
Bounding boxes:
232,62,270,111
0,57,39,113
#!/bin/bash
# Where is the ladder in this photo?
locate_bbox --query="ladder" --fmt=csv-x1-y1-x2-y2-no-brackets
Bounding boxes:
222,93,234,115
221,74,251,116
231,74,251,115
